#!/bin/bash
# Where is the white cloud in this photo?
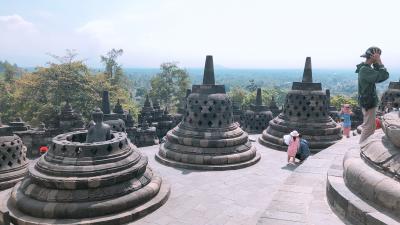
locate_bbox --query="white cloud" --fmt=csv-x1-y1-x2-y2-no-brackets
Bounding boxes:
1,0,400,69
77,20,115,40
0,14,37,33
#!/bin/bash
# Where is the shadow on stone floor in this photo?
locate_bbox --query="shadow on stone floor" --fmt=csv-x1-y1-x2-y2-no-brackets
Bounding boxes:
280,163,299,171
168,167,210,175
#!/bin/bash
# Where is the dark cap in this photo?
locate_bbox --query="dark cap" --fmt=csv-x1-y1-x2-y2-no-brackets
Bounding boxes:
360,46,382,58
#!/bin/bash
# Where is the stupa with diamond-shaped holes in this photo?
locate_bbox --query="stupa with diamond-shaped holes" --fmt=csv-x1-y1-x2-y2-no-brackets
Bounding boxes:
156,55,260,170
259,57,342,152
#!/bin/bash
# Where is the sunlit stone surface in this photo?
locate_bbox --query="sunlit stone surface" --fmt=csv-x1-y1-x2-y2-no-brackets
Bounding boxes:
259,57,342,152
156,55,260,170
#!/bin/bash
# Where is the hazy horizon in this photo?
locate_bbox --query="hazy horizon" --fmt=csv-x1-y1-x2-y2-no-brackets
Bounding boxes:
1,0,400,69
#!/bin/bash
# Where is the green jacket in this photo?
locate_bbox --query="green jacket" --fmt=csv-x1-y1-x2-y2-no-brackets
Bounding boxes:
356,62,389,110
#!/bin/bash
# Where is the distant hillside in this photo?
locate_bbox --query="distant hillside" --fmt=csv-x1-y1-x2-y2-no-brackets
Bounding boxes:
124,68,400,97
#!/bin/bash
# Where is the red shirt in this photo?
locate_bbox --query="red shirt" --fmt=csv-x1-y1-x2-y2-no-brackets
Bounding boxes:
39,146,48,154
375,118,381,129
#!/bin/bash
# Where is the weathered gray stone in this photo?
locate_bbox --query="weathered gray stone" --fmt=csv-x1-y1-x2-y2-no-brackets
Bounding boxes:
86,108,111,143
327,111,400,224
0,135,28,191
259,57,342,151
242,88,273,134
2,110,170,224
379,80,400,111
13,102,86,158
381,111,400,147
156,55,260,170
156,107,175,139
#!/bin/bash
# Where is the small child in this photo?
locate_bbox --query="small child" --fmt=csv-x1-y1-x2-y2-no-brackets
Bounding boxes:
340,104,353,138
287,130,300,164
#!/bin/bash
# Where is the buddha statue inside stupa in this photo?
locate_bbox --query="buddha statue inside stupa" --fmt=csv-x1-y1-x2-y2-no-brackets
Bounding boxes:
86,108,111,143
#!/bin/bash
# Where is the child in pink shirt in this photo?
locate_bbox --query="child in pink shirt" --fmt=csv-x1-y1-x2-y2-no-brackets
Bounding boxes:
287,130,300,164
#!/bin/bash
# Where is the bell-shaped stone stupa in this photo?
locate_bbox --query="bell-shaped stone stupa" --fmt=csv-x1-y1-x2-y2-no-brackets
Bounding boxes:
156,55,260,170
2,108,170,225
259,57,342,152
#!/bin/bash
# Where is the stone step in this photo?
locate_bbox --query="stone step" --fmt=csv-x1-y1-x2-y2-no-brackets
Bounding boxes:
326,149,400,225
257,137,357,225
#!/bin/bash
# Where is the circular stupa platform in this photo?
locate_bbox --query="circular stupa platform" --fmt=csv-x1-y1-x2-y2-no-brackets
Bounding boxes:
2,130,170,225
327,112,400,225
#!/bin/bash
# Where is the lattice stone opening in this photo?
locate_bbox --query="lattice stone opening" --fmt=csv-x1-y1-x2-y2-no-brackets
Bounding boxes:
91,148,98,155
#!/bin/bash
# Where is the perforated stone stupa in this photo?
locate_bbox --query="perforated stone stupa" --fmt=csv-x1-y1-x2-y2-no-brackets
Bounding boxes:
8,117,30,133
242,88,273,134
102,91,128,122
0,134,28,191
156,55,260,170
259,57,342,151
1,109,170,224
139,95,155,124
156,107,175,139
58,101,85,130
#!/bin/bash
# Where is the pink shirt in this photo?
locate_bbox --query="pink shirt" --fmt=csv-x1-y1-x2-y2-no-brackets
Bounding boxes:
287,137,300,157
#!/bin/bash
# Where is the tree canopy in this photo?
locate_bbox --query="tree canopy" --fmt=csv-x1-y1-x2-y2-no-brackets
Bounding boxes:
0,49,138,126
149,62,190,111
330,95,358,109
228,86,287,110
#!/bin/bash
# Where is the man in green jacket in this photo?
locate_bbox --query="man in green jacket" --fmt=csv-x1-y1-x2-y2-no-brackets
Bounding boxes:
356,47,389,143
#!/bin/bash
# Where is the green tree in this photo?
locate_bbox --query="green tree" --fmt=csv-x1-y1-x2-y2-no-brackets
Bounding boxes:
228,86,247,105
135,87,147,97
13,51,100,125
149,62,190,111
261,87,287,107
241,87,287,110
100,48,123,79
3,61,17,83
0,78,17,122
331,95,358,109
0,50,139,125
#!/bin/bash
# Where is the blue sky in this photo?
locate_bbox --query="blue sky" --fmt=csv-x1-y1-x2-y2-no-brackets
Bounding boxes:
1,0,400,69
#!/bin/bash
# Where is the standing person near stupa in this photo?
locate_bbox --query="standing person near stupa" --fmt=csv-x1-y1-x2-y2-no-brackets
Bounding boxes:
356,47,389,143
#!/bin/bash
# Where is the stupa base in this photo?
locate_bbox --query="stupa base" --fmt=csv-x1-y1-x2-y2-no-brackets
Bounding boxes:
1,178,170,225
155,148,261,171
258,132,328,153
327,147,400,225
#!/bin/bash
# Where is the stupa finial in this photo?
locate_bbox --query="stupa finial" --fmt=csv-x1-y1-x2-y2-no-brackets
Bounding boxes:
302,57,312,83
255,88,262,106
203,55,215,85
102,90,111,114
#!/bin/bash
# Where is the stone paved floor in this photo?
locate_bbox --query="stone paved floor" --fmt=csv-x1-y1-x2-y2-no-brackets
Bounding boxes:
0,134,356,225
257,136,358,225
133,135,295,225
